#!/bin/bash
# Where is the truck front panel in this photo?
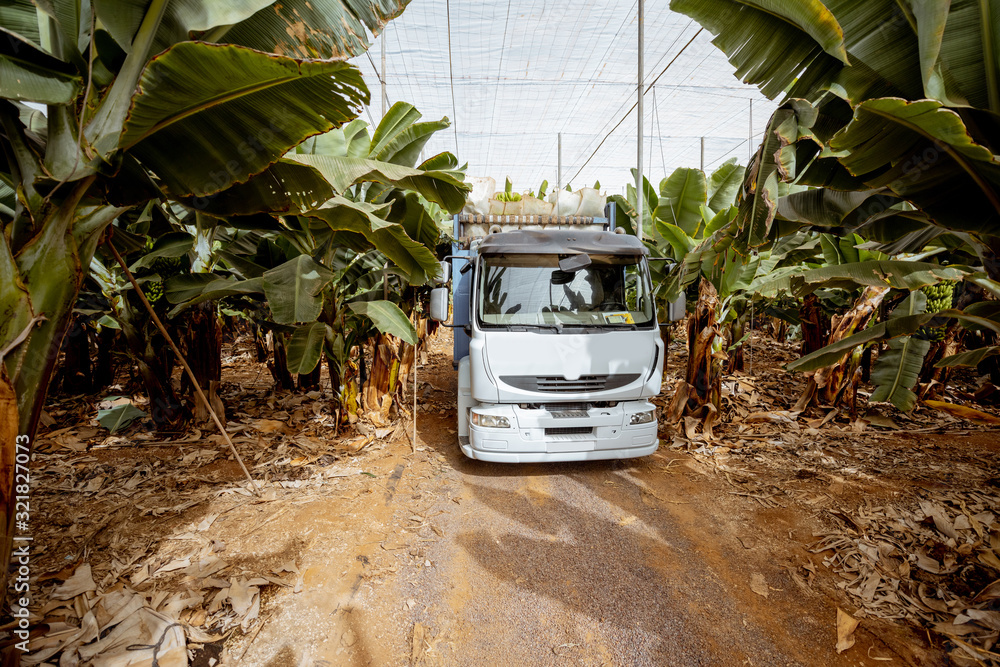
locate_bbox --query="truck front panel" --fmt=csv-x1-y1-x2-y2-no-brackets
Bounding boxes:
461,399,658,463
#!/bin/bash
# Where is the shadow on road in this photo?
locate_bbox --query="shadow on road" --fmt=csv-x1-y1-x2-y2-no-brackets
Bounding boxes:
450,475,791,665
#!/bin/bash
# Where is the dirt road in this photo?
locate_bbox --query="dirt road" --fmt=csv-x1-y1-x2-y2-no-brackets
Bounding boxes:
228,332,938,666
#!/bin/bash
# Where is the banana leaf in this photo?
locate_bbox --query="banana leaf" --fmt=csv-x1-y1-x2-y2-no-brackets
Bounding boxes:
748,260,970,298
654,167,707,237
830,97,1000,233
218,0,410,60
707,159,745,213
788,307,1000,372
0,28,82,104
306,197,440,285
97,401,146,433
286,321,328,375
164,275,264,314
936,346,1000,368
94,0,273,56
348,300,417,345
653,222,697,262
869,292,929,412
261,255,334,324
286,154,469,213
117,43,368,198
669,0,848,99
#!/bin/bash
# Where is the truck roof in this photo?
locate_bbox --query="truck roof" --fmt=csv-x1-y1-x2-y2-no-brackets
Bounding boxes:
478,229,647,256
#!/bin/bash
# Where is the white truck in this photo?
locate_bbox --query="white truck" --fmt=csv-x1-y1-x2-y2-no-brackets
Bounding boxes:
430,208,679,463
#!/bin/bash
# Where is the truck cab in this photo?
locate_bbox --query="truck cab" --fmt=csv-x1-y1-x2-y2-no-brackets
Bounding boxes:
431,211,666,463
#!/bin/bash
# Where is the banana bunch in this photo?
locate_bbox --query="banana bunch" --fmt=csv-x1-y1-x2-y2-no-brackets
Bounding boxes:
143,257,184,305
151,256,185,275
921,280,955,313
145,280,164,304
919,281,956,342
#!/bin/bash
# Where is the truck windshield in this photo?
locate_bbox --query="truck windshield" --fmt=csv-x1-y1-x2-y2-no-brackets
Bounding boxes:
477,254,656,329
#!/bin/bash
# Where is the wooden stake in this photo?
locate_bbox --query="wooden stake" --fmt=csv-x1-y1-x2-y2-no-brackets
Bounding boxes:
106,239,260,496
412,338,418,454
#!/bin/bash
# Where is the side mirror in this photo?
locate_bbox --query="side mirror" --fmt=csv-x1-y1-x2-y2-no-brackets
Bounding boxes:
550,269,575,285
667,292,686,321
430,287,449,322
434,261,451,286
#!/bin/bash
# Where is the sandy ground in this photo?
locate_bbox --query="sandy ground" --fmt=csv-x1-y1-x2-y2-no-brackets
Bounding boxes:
22,326,1000,666
221,331,941,667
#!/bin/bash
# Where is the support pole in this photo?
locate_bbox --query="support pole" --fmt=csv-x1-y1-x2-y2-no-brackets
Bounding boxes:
413,339,417,453
647,86,654,181
749,98,753,165
381,31,387,118
700,136,705,172
557,132,562,214
636,0,644,241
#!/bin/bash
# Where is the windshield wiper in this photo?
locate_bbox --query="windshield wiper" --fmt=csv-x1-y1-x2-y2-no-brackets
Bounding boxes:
509,323,563,333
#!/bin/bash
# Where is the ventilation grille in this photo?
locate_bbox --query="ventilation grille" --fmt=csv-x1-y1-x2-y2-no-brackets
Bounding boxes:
501,374,640,393
545,427,593,436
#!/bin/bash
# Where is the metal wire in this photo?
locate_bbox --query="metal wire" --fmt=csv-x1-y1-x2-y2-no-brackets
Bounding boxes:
565,28,703,187
446,0,460,155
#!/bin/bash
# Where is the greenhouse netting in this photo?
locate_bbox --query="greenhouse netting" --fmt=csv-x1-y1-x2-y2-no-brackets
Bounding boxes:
351,0,778,194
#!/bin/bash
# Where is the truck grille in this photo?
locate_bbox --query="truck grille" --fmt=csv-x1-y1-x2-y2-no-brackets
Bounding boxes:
501,374,640,393
545,427,593,436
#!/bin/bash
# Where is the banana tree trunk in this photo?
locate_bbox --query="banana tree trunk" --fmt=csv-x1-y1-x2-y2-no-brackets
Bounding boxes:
253,322,268,362
362,334,401,421
119,312,185,431
685,280,722,409
730,314,746,373
94,327,118,390
179,303,223,423
54,314,93,395
298,365,321,391
804,285,890,408
341,358,361,425
0,375,18,607
181,303,222,393
800,294,828,356
0,177,121,441
267,332,295,390
917,323,963,398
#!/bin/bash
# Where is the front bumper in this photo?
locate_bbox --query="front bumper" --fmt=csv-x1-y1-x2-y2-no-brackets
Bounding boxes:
462,401,658,463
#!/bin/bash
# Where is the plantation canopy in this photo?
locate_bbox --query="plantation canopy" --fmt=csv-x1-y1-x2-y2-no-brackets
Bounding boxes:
351,0,778,195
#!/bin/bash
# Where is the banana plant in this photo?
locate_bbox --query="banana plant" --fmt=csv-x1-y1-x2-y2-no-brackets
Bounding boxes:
1,0,416,441
671,0,1000,278
163,104,467,416
165,211,419,416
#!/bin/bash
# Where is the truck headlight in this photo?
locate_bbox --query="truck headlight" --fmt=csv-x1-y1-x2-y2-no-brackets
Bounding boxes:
629,410,655,425
471,412,511,428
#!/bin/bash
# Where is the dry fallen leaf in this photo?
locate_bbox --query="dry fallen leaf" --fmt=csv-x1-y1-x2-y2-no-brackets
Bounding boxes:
197,513,220,531
836,608,860,654
411,622,426,663
863,413,900,430
745,411,795,425
49,564,97,600
254,418,289,434
155,558,191,575
227,577,257,617
924,399,1000,425
750,573,769,599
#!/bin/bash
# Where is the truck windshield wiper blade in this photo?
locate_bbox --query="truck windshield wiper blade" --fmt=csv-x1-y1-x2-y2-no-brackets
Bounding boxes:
509,323,562,332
